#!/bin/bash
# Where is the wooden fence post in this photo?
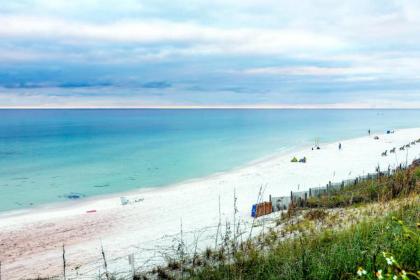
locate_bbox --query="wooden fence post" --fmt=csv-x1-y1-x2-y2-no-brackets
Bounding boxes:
62,244,66,280
128,254,135,278
101,243,110,280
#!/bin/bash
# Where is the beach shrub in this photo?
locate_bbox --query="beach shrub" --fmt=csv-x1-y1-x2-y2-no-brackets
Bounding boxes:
356,218,420,280
304,209,328,221
414,168,420,180
306,166,419,208
186,202,419,280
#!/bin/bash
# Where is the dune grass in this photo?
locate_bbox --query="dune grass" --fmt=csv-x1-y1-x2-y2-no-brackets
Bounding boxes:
186,199,419,280
305,166,420,208
180,166,420,280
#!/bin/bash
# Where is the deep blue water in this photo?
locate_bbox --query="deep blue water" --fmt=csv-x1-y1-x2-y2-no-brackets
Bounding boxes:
0,109,419,212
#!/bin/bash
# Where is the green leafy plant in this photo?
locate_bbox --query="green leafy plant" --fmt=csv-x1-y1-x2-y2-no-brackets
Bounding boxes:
356,218,420,280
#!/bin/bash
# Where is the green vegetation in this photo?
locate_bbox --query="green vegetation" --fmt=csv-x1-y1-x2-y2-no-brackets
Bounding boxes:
142,166,420,280
305,166,420,208
186,201,419,280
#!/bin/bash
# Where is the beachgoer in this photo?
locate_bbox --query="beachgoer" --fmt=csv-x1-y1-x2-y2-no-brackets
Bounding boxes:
368,129,371,135
339,143,342,150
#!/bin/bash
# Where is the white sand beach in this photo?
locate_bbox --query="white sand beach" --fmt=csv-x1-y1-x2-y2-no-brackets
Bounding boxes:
1,128,420,279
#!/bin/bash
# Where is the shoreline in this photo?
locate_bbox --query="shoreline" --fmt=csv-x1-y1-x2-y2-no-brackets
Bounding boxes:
0,144,297,223
1,128,420,226
0,125,408,220
1,128,420,279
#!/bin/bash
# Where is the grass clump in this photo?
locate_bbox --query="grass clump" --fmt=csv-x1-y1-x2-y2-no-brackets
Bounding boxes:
187,201,419,280
304,209,328,221
306,166,419,208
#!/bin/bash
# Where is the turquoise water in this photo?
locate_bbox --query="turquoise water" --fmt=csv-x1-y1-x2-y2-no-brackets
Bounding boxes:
0,109,419,212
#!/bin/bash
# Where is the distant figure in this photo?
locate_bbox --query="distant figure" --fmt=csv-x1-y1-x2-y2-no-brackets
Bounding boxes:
299,156,307,163
338,143,342,150
368,129,371,135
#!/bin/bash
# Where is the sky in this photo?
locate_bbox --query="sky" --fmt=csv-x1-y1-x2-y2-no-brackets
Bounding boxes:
1,0,420,108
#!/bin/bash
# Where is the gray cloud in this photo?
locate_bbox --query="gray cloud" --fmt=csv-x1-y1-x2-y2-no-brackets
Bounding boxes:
0,0,420,107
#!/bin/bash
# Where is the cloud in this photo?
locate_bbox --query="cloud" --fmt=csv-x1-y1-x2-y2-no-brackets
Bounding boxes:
242,66,382,76
1,81,113,89
0,49,54,61
1,0,420,107
0,16,345,53
141,81,172,89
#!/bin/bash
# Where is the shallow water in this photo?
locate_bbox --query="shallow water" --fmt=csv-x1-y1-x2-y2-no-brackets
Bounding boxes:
0,109,419,212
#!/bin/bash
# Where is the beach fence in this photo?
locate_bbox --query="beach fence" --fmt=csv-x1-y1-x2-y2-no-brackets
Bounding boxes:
251,201,272,218
269,174,381,211
268,163,409,213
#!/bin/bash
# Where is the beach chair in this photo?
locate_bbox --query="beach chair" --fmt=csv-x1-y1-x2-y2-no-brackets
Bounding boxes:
120,196,130,205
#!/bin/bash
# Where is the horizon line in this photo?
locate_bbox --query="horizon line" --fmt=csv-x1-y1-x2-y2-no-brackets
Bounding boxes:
1,105,420,110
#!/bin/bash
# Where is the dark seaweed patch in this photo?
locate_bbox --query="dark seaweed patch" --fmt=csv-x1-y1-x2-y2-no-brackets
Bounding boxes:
12,177,29,180
0,151,19,156
93,183,110,188
60,192,86,200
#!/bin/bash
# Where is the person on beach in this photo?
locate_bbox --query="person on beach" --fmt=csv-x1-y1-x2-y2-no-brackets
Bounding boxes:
368,129,371,135
339,143,342,150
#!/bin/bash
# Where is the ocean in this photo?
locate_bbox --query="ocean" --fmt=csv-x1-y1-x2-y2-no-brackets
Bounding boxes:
1,109,419,212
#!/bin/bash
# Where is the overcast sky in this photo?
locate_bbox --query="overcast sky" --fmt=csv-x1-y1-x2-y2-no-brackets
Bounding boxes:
1,0,420,108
